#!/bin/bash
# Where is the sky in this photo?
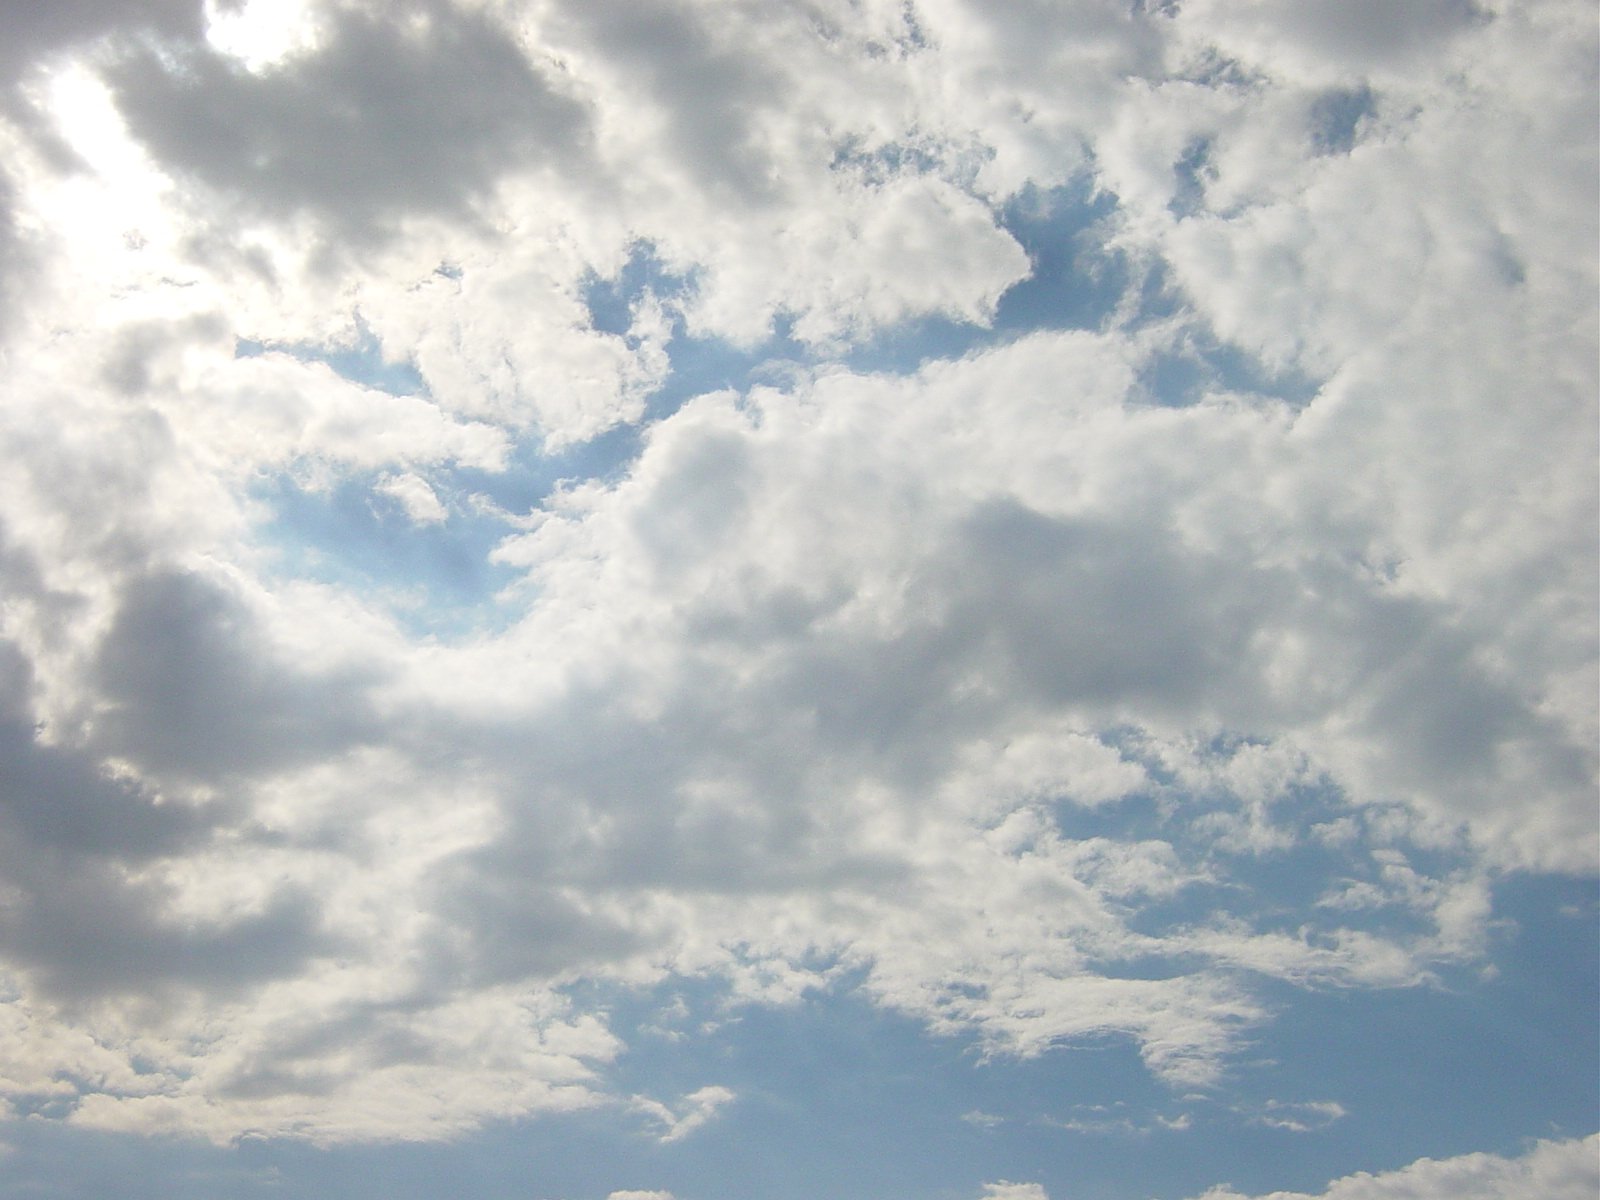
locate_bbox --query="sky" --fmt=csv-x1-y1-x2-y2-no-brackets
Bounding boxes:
0,1,1594,1198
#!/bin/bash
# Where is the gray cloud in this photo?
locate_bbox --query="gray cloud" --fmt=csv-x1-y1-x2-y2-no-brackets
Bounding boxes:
553,0,780,204
0,697,327,1006
91,569,383,783
1219,0,1484,74
0,717,211,860
0,622,329,1005
105,1,592,241
0,173,33,338
431,872,654,987
0,0,202,89
940,501,1260,714
0,854,329,1002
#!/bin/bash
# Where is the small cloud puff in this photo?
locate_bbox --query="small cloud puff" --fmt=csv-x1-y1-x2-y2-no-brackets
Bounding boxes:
375,471,448,525
981,1184,1050,1200
1248,1099,1347,1133
962,1110,1005,1128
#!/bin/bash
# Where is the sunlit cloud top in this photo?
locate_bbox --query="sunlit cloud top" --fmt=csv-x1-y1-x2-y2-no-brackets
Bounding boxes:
0,2,1593,1197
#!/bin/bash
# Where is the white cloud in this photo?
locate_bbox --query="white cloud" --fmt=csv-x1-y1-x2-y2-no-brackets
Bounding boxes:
1190,1133,1600,1200
202,0,322,73
628,1085,736,1144
0,0,1588,1153
980,1183,1050,1200
375,472,448,526
1246,1099,1347,1133
1169,0,1483,85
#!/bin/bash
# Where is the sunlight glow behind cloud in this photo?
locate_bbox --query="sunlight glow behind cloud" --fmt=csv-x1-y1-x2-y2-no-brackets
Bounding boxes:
0,1,1592,1197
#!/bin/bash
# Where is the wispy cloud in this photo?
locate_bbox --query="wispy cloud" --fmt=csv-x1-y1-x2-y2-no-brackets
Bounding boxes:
629,1086,736,1144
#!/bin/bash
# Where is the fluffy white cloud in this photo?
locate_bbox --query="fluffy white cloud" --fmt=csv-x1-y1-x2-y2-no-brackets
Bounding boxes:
1191,1134,1600,1200
375,472,449,526
0,0,1589,1153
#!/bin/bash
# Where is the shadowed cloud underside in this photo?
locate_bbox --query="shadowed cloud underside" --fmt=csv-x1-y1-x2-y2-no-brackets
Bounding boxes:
0,1,1593,1197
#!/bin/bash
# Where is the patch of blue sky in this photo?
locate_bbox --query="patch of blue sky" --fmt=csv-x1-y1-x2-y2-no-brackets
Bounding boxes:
582,243,813,420
248,470,524,640
1045,773,1478,960
581,181,1129,405
231,332,519,636
1236,871,1599,1175
1168,137,1215,221
581,244,693,340
649,315,812,419
575,177,1173,422
991,184,1129,332
448,418,649,517
591,987,1173,1200
235,325,426,398
240,181,1297,648
1125,260,1322,408
6,878,1589,1200
802,173,1314,408
830,180,1130,378
826,136,946,180
241,183,1311,518
235,326,669,636
1309,86,1376,157
377,975,1197,1200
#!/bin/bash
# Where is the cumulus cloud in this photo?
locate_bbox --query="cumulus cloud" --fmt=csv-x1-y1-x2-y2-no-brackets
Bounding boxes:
0,0,1589,1162
1191,1134,1600,1200
104,1,593,239
375,472,448,526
